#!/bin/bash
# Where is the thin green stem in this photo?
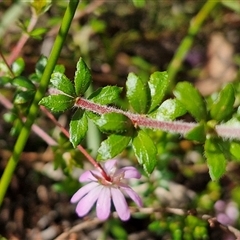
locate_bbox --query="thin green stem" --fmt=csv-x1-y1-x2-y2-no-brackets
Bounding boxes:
167,0,219,89
0,0,79,207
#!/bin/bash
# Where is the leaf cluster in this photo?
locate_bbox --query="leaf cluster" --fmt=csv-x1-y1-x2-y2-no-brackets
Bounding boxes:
39,57,239,179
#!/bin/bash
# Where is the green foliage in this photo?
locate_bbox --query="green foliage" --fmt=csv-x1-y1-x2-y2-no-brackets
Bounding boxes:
97,134,132,160
50,72,75,97
149,214,208,239
210,84,235,122
34,55,48,80
185,123,206,142
88,86,122,105
38,56,240,179
2,0,240,237
74,57,91,96
205,137,227,181
12,58,25,76
148,71,169,113
95,113,133,134
29,27,48,39
39,94,74,112
150,98,186,121
132,130,157,175
126,72,150,114
69,109,88,148
12,76,35,90
173,81,207,121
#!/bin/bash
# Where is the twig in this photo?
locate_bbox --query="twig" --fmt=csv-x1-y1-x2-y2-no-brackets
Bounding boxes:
203,215,240,239
55,218,102,240
0,51,15,77
7,9,38,65
40,106,109,179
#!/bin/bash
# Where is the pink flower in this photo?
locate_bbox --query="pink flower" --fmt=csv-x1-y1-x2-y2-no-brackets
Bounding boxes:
71,159,143,221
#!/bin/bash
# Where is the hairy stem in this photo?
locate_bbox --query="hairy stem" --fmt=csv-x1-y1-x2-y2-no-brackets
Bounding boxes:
76,97,240,140
75,97,196,134
0,0,79,207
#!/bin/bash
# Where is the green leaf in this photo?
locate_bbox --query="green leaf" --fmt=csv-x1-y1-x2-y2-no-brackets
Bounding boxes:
221,0,240,14
14,90,35,104
12,58,25,76
230,141,240,160
132,130,157,175
35,55,48,79
30,27,48,39
150,98,186,121
69,109,88,147
12,76,35,90
0,76,11,86
126,72,150,114
173,81,207,121
185,123,206,142
74,58,91,96
54,64,65,74
88,86,122,105
210,84,235,122
95,112,133,133
39,94,74,112
148,71,169,112
205,137,226,181
97,134,132,160
51,72,75,97
132,0,145,8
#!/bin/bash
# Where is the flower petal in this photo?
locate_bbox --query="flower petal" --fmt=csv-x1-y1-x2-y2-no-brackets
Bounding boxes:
96,187,111,220
71,182,99,203
111,187,130,221
80,170,101,182
115,166,141,179
104,159,117,172
119,184,143,207
75,185,104,217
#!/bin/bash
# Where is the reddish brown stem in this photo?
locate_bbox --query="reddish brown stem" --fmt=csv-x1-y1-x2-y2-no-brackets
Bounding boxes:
7,11,38,65
75,97,196,134
40,106,109,180
75,97,240,140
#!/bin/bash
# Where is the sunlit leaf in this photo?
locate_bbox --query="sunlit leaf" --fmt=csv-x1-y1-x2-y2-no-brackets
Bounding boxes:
74,58,91,96
12,76,35,90
185,123,206,142
88,86,122,105
39,94,74,112
12,58,25,76
95,112,133,133
148,71,169,112
150,98,186,121
51,72,75,96
126,72,150,114
205,137,226,181
97,134,132,160
14,90,35,104
35,55,48,79
132,130,157,175
230,141,240,160
30,27,48,39
210,84,235,122
173,81,207,121
69,109,88,147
